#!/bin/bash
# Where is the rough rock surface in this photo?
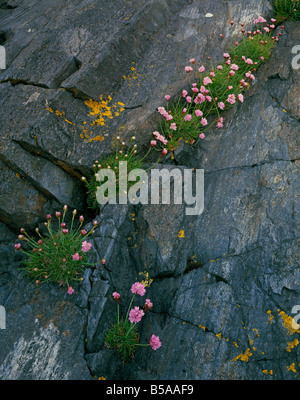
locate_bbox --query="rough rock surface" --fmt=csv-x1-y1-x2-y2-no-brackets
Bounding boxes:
0,0,299,380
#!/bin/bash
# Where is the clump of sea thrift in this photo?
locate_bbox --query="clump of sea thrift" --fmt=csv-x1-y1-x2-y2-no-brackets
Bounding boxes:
15,206,103,290
154,17,282,155
104,281,161,362
82,136,166,209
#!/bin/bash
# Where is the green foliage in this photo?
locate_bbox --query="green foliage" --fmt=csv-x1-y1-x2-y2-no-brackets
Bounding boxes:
274,0,300,21
82,136,146,210
15,207,101,288
104,319,140,362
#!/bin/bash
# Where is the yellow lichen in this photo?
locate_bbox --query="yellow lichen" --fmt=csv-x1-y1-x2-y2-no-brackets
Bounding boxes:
287,363,296,373
231,348,252,362
267,310,274,323
278,310,300,335
286,338,299,352
178,230,184,238
262,369,273,375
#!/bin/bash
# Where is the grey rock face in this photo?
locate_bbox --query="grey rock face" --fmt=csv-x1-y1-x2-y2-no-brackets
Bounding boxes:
0,0,299,380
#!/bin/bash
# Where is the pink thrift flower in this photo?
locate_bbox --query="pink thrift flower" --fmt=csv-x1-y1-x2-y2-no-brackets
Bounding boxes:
210,71,215,77
189,58,196,63
186,96,192,103
182,108,187,113
245,58,253,65
230,64,239,71
199,133,205,139
185,66,193,73
201,118,208,126
150,334,161,350
55,211,61,218
61,222,66,228
170,123,177,130
254,19,259,24
184,114,192,121
195,109,203,117
227,94,236,104
260,56,264,61
46,214,52,221
81,229,87,235
182,90,188,98
162,148,168,156
112,292,120,302
131,282,146,296
258,16,266,23
218,102,225,110
157,107,166,115
249,74,255,81
129,306,145,323
191,87,199,93
238,94,244,102
153,131,160,138
223,53,230,58
165,113,173,121
150,140,157,146
67,287,74,295
165,95,170,101
73,253,80,261
264,27,270,33
82,241,92,252
200,85,206,93
15,243,21,250
203,76,212,86
196,93,206,104
225,59,231,65
271,18,276,23
229,70,235,77
242,56,246,61
145,299,153,309
62,229,69,234
198,66,205,73
217,65,223,70
228,85,233,90
216,117,224,128
79,215,84,223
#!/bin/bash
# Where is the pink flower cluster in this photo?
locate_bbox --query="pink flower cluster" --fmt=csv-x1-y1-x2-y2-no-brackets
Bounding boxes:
150,334,161,350
131,282,146,296
129,306,145,323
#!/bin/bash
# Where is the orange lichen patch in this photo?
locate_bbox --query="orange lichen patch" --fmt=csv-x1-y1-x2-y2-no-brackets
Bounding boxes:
286,338,299,352
267,310,274,323
231,348,253,362
46,107,76,125
198,324,206,331
84,95,125,127
262,369,273,375
122,62,149,88
286,363,296,373
278,310,300,335
85,135,105,143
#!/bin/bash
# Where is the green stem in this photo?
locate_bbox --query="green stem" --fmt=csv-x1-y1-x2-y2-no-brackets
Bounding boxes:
125,293,136,322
